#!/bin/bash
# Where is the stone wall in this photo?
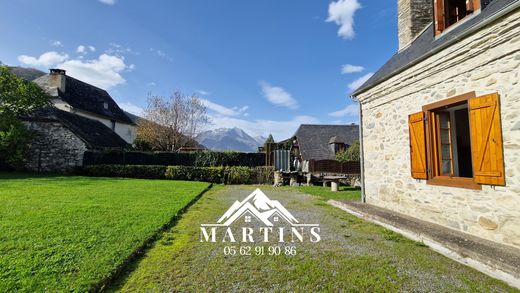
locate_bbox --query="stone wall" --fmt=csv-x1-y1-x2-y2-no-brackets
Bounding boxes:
23,121,88,172
356,9,520,248
398,0,432,50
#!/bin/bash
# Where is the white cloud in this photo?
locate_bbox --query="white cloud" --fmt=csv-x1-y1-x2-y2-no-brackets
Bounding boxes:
196,90,210,96
150,48,173,62
58,54,129,89
328,103,359,117
106,43,138,56
259,81,298,110
51,40,63,47
18,51,69,67
201,99,248,117
341,64,364,74
118,101,143,116
77,45,96,54
348,72,374,92
206,115,320,141
18,50,131,90
98,0,115,5
327,0,362,39
147,82,157,87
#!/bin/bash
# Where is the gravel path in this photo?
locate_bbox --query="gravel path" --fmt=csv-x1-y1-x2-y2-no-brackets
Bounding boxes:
111,185,516,292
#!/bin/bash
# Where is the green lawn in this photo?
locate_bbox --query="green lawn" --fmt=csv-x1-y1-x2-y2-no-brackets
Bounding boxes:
112,186,515,292
0,173,210,292
281,185,361,201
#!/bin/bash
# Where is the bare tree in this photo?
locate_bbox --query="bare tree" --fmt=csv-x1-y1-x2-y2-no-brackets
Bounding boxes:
136,91,208,151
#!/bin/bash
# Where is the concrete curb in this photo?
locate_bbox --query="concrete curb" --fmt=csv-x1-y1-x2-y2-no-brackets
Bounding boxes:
328,199,520,289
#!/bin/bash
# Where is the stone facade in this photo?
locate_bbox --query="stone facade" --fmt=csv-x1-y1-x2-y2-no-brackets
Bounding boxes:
357,10,520,248
397,0,432,50
23,121,88,172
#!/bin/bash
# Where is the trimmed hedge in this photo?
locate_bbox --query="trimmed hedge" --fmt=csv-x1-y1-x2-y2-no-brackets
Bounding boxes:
165,166,274,184
81,165,167,179
83,151,265,167
80,164,274,184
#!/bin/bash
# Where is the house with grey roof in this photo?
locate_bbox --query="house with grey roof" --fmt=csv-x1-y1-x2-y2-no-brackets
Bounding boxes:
292,124,359,162
352,0,520,251
23,108,128,172
10,67,135,171
33,69,136,143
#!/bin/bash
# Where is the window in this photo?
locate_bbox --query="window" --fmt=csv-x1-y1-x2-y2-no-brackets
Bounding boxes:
408,92,505,189
273,216,279,222
434,0,481,35
103,102,109,109
244,215,251,223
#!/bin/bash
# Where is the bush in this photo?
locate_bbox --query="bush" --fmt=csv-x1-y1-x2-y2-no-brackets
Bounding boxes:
81,165,167,179
336,140,360,162
83,150,265,167
165,166,275,184
81,164,275,184
0,116,31,169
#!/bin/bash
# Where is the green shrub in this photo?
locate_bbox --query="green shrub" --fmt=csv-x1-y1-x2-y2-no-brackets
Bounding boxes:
253,166,275,184
82,164,274,184
226,166,254,185
81,165,166,179
164,165,274,184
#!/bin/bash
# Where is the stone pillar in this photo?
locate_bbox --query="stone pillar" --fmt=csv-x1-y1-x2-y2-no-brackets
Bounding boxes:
273,171,282,187
323,181,328,188
331,181,338,192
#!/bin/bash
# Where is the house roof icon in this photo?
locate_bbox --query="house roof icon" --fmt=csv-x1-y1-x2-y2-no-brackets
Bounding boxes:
216,189,299,227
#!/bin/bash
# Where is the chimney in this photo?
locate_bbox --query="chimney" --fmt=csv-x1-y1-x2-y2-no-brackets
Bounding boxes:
49,68,66,92
398,0,432,50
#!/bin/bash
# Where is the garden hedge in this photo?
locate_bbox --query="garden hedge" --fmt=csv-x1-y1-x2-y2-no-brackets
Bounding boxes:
81,164,274,185
83,150,265,167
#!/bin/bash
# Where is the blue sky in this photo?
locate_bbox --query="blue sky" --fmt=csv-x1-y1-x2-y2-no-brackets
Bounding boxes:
0,0,397,140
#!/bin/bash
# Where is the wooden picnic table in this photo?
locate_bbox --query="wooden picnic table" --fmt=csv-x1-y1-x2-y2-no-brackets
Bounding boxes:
322,176,347,192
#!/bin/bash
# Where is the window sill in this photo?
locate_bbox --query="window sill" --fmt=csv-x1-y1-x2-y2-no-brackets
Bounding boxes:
427,176,482,190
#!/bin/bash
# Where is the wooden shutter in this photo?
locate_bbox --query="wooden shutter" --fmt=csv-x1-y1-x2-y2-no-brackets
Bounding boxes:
468,93,505,186
409,112,428,179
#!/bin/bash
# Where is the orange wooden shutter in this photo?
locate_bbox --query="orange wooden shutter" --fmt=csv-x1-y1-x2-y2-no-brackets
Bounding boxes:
409,112,428,179
468,93,505,186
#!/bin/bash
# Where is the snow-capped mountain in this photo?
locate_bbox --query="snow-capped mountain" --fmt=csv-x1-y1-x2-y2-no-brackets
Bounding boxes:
217,189,299,226
196,127,265,153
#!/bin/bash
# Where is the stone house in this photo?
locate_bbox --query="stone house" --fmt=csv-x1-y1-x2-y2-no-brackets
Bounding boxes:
33,69,136,143
23,108,128,172
352,0,520,249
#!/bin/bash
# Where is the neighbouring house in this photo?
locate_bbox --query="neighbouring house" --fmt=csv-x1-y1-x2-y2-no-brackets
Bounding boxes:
352,0,520,249
9,67,136,171
33,69,136,143
23,108,128,172
292,124,359,162
269,124,360,183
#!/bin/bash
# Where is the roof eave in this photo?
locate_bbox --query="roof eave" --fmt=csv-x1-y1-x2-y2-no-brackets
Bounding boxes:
351,1,520,98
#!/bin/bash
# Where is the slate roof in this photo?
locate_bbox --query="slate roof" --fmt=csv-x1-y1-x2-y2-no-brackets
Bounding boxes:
24,107,129,149
33,73,134,124
353,0,517,95
294,124,359,161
